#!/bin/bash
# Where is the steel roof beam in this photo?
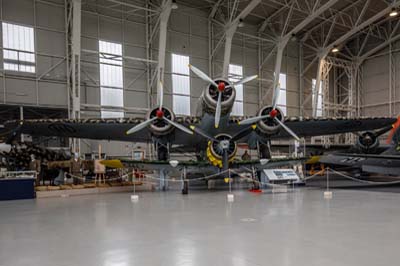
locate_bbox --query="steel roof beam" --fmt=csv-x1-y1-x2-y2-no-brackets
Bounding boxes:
262,0,339,103
221,0,261,78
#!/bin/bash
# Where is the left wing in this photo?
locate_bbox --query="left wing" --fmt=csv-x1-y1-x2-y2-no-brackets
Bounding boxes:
1,117,200,145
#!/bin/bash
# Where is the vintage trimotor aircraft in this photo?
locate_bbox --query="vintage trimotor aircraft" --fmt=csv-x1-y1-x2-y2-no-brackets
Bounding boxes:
0,64,397,179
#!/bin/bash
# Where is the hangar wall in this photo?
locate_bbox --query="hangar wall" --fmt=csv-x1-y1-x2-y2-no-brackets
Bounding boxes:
0,0,303,157
361,40,400,118
0,0,68,108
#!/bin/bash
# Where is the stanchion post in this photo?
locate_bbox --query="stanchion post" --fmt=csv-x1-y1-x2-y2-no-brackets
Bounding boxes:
324,167,333,199
227,169,234,202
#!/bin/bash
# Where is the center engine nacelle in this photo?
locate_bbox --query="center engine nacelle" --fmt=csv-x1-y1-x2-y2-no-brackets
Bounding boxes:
255,106,285,135
356,132,379,151
206,134,237,168
146,107,175,136
199,78,236,116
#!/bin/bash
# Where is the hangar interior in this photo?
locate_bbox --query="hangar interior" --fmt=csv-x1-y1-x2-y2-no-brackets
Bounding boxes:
0,0,398,154
1,0,400,265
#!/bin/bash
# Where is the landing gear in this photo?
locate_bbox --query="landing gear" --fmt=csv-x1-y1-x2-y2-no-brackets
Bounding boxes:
182,180,189,194
157,145,169,161
257,140,272,159
181,167,188,195
154,141,170,191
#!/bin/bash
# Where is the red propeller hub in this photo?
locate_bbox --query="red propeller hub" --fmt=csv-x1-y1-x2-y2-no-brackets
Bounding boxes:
156,109,164,119
217,82,225,92
269,109,278,118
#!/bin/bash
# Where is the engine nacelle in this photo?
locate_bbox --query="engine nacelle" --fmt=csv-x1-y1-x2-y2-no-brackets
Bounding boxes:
256,106,285,135
200,78,236,116
206,134,237,168
356,132,379,151
146,107,175,136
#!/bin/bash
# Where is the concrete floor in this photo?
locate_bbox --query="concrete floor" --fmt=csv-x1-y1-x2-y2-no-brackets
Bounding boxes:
1,188,400,266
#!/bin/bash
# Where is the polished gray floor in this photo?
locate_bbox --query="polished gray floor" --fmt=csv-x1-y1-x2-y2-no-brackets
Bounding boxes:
1,188,400,266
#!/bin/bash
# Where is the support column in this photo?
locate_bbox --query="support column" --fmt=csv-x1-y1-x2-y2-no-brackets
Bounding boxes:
66,0,81,154
222,26,236,78
156,0,172,106
313,56,325,117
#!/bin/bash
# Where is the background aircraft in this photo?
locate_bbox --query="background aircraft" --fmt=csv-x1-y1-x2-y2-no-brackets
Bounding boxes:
319,119,400,176
0,65,397,173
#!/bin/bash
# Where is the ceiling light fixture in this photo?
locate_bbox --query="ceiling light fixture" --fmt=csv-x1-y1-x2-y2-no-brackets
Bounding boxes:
171,0,178,9
389,8,398,17
331,46,339,53
238,18,244,28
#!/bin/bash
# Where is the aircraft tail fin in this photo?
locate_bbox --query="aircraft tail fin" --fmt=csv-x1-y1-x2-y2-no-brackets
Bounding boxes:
386,117,400,154
387,117,400,144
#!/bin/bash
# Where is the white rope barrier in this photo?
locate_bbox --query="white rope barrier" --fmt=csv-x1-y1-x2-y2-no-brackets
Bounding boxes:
327,168,400,185
62,167,400,188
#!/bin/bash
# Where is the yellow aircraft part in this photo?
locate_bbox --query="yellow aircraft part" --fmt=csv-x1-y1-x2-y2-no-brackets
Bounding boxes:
100,159,124,169
305,155,321,165
206,141,235,168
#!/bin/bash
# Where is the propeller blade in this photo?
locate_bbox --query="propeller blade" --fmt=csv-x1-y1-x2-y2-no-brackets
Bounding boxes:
215,91,222,128
163,117,193,135
227,75,258,88
190,126,218,142
188,64,218,87
239,114,270,125
126,117,157,135
274,117,300,141
159,81,164,111
375,125,394,137
272,78,281,109
231,126,256,142
272,84,281,109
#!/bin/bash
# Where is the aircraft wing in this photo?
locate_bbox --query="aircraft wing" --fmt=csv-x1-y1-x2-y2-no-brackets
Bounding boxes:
319,153,400,175
332,153,400,160
1,118,200,145
269,117,397,139
1,117,396,147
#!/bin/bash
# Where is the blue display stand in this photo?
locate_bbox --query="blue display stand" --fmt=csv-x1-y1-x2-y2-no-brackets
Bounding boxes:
0,178,36,200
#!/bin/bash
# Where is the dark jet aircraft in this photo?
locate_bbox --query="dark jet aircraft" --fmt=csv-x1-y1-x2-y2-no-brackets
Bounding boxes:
319,119,400,176
0,65,397,174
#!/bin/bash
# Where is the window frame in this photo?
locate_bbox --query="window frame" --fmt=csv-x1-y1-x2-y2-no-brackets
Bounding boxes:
98,40,124,118
312,78,323,117
277,73,287,116
171,53,191,116
2,22,36,73
229,64,244,116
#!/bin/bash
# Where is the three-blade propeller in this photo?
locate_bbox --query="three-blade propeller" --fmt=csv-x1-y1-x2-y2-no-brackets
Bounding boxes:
239,79,301,141
126,81,193,136
188,64,257,129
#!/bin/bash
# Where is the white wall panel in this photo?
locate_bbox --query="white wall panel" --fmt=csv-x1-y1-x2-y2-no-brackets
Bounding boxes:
4,78,36,104
36,2,65,31
99,17,122,42
36,29,65,56
124,22,146,47
38,82,67,106
3,0,34,25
